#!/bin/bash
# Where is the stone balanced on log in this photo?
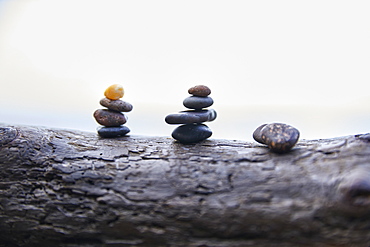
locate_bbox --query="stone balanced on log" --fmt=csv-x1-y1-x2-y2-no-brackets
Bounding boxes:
165,85,217,143
93,84,133,138
253,123,300,153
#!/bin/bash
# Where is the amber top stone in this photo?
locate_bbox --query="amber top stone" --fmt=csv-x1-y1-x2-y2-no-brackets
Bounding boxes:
104,84,124,100
188,85,211,97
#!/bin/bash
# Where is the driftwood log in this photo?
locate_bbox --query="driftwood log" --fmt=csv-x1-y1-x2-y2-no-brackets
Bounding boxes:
0,124,370,247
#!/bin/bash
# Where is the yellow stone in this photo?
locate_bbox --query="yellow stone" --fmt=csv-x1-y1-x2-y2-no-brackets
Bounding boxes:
104,84,124,100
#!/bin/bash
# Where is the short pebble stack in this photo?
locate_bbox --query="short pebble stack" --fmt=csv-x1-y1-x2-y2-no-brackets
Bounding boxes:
253,123,300,153
93,84,133,138
165,85,217,143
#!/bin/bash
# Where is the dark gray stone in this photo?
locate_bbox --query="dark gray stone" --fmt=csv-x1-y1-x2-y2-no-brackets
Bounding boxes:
253,123,300,153
100,98,133,112
183,96,213,110
172,124,212,143
93,109,127,127
165,109,217,125
97,126,130,138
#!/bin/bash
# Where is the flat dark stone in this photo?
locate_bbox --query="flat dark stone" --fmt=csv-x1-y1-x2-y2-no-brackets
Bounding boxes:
165,109,217,125
253,123,300,153
97,126,130,138
172,124,212,143
183,96,213,110
93,109,128,127
100,98,133,112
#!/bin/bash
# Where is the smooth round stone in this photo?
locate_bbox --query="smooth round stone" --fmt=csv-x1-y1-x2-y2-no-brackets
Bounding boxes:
172,124,212,144
104,84,124,100
165,109,217,124
97,126,130,138
188,85,211,97
93,109,127,127
100,98,133,112
183,96,213,110
253,123,300,153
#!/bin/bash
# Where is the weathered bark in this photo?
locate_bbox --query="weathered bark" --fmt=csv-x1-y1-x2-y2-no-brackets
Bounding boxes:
0,124,370,247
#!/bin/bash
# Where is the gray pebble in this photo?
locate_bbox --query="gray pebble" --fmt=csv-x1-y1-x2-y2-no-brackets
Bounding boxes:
172,124,212,143
97,126,130,138
165,109,217,125
183,96,213,110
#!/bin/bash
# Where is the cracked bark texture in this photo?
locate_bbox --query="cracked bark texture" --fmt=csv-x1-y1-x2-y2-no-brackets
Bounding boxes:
0,124,370,247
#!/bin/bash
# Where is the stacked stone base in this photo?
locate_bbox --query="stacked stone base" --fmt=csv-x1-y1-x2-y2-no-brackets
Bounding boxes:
171,123,212,144
97,125,130,138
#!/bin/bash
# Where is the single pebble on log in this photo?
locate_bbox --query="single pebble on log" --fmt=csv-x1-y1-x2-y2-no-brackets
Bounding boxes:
253,123,300,153
188,85,211,97
183,96,213,110
104,84,124,100
172,124,212,144
97,126,130,138
100,98,133,112
165,109,217,125
93,109,127,127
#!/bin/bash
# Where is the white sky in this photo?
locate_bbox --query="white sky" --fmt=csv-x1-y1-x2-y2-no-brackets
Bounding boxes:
0,0,369,140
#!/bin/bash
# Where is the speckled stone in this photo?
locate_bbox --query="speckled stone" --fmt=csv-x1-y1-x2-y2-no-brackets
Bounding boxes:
165,109,217,125
93,109,128,127
183,96,213,110
97,126,130,138
188,85,211,97
253,123,300,153
100,98,133,112
172,124,212,143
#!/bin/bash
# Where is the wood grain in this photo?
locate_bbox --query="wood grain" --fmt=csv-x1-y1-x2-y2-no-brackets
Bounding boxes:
1,124,370,246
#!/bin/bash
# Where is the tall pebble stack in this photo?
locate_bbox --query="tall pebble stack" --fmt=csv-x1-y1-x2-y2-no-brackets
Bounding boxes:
93,84,133,138
165,85,217,143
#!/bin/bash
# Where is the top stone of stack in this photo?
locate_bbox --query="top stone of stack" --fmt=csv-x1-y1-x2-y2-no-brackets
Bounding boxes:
188,85,211,97
104,84,124,100
184,85,213,110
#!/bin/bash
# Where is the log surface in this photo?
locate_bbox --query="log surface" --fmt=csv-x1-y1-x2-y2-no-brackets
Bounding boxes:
1,124,370,247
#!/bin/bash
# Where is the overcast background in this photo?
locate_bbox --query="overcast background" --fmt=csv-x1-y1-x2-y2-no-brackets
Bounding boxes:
0,0,369,141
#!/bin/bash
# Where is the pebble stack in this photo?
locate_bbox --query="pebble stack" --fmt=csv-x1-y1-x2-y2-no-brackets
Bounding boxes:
93,84,133,138
253,123,300,153
165,85,217,143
